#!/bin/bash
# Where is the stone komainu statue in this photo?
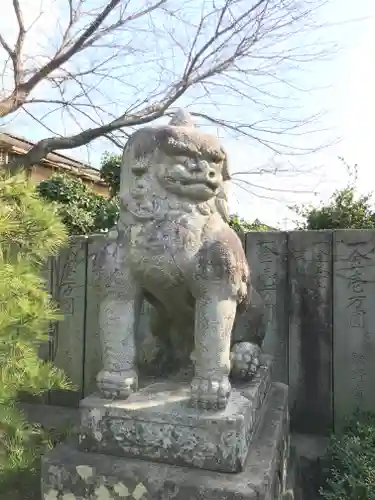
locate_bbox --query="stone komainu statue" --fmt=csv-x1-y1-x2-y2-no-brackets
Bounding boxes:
95,110,265,410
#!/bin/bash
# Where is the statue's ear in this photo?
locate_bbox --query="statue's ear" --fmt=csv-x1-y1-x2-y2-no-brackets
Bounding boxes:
215,182,230,223
120,129,153,195
221,149,231,181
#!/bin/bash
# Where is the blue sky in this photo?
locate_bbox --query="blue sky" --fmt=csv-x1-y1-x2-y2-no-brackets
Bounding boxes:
1,0,374,228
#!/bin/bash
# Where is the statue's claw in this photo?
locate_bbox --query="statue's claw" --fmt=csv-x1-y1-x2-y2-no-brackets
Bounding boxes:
189,375,231,410
96,369,138,399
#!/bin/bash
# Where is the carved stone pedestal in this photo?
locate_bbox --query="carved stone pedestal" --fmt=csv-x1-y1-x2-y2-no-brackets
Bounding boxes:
78,358,271,474
41,361,291,499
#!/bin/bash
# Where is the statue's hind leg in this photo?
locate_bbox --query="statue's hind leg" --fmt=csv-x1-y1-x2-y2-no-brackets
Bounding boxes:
137,302,176,377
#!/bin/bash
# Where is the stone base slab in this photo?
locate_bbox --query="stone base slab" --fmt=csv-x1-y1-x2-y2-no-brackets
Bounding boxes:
42,382,289,500
78,359,272,473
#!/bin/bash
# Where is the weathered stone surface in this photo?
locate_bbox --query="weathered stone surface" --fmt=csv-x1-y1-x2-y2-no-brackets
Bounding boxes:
333,230,375,428
94,109,265,411
291,433,329,500
288,230,333,435
245,231,288,384
49,238,88,407
42,382,289,500
78,358,272,473
19,402,80,432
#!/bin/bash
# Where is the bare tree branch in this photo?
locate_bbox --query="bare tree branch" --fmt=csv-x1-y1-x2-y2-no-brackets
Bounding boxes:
0,0,167,117
0,34,13,61
12,0,26,87
0,0,338,179
13,81,188,167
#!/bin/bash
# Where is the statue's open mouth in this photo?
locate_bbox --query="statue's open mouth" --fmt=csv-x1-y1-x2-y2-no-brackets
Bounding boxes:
179,178,218,191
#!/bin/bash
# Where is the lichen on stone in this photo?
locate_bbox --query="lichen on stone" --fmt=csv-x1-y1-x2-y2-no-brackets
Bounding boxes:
76,465,94,480
94,430,103,441
133,483,148,500
62,493,77,500
94,484,112,500
114,482,130,496
44,489,58,500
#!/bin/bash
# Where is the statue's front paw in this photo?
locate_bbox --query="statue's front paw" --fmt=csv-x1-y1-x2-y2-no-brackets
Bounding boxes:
230,342,261,380
96,369,138,399
190,375,231,411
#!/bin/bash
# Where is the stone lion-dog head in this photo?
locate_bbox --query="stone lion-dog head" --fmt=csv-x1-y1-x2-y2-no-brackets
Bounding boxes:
119,109,231,222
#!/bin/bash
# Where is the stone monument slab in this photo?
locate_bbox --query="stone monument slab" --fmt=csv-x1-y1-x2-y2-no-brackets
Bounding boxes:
79,359,272,473
42,382,289,500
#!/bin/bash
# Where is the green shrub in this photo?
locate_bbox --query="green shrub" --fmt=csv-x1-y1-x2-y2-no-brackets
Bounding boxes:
37,173,119,235
100,152,121,198
321,411,375,500
0,420,74,500
229,214,275,233
0,171,72,494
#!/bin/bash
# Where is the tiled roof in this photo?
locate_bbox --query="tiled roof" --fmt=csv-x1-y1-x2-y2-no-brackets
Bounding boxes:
0,132,106,186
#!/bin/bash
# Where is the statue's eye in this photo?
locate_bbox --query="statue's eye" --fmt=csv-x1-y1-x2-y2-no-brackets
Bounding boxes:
210,155,222,164
175,156,194,168
174,155,189,166
184,158,195,168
